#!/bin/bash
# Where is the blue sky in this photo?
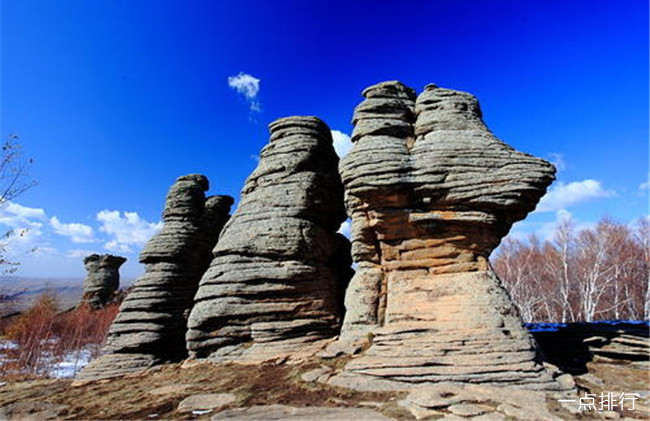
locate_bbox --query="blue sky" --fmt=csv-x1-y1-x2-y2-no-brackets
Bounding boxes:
1,0,648,279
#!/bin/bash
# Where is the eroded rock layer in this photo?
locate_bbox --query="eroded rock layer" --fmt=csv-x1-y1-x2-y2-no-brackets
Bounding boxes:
330,81,560,390
79,254,126,309
77,174,233,380
186,116,351,362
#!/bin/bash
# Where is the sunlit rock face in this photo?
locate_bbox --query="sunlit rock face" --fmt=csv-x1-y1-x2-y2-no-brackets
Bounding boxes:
79,254,126,309
77,174,233,381
186,116,352,362
330,81,561,391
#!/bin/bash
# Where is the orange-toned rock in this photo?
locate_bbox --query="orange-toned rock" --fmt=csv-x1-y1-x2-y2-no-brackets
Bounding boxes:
330,81,561,391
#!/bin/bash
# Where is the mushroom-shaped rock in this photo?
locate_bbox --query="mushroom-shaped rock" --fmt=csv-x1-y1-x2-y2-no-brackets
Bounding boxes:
79,254,126,309
186,116,352,362
330,81,560,391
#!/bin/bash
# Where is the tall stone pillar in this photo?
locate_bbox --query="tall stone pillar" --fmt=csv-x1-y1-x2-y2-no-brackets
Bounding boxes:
77,174,233,380
186,116,351,362
79,254,126,309
331,82,561,391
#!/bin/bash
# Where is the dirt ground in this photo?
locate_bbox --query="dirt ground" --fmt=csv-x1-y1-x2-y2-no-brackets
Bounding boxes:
0,359,411,420
0,355,647,421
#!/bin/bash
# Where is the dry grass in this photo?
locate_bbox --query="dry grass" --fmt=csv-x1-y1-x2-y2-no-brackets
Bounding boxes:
0,293,119,379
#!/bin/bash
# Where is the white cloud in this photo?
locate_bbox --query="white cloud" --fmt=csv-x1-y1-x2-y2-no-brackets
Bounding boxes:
536,179,615,212
50,216,95,243
67,249,98,259
0,202,46,228
0,201,48,257
97,210,162,254
228,72,261,112
33,246,58,256
548,153,566,172
507,209,594,243
640,181,649,190
331,130,353,158
338,219,351,238
104,240,134,254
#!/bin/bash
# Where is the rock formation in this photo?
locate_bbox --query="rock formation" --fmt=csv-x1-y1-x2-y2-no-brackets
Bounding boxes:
77,174,233,380
186,116,351,362
328,81,561,391
79,254,126,309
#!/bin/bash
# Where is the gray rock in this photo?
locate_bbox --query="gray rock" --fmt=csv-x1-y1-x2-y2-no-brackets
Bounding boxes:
402,383,561,421
211,405,395,420
300,366,332,382
332,81,560,391
187,116,351,362
555,374,575,390
77,174,233,380
447,403,488,416
79,254,126,309
177,393,236,413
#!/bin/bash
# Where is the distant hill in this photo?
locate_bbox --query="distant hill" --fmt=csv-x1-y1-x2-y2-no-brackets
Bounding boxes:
0,276,134,315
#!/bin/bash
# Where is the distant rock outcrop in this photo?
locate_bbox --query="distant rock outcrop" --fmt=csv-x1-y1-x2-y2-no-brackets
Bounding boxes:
328,81,561,391
79,254,126,309
186,116,351,362
77,174,233,380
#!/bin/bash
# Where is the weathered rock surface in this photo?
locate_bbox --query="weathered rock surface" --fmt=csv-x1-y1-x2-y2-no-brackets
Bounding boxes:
78,254,126,309
211,405,395,420
77,174,232,380
177,393,236,413
399,382,562,421
186,116,351,362
331,81,559,390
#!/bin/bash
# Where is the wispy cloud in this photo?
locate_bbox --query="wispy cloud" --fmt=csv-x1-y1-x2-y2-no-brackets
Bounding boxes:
536,179,615,212
547,152,566,172
97,210,162,254
0,202,46,228
67,249,98,259
507,209,595,243
228,72,261,112
50,216,95,243
0,201,48,256
331,130,353,158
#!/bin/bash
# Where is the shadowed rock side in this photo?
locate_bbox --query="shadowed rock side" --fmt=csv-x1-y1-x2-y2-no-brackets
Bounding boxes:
77,174,233,380
186,116,351,362
329,81,560,391
78,254,126,309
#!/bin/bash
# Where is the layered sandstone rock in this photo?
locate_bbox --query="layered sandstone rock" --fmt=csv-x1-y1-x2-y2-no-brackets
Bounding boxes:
79,254,126,309
77,174,233,380
329,81,560,390
186,116,351,362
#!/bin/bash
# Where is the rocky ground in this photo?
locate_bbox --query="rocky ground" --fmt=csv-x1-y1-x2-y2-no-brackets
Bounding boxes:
0,346,647,421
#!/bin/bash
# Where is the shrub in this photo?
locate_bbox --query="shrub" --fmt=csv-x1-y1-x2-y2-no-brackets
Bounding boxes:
0,293,119,379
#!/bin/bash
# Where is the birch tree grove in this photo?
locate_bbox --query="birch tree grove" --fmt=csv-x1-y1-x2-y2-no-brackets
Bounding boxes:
492,216,649,322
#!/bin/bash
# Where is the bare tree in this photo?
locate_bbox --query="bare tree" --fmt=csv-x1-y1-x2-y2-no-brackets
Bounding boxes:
549,217,577,323
494,216,647,323
0,134,37,272
493,237,543,321
637,217,650,320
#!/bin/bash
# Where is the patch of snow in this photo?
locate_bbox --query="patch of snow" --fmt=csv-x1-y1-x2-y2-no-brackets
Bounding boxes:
0,339,18,350
48,348,94,379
